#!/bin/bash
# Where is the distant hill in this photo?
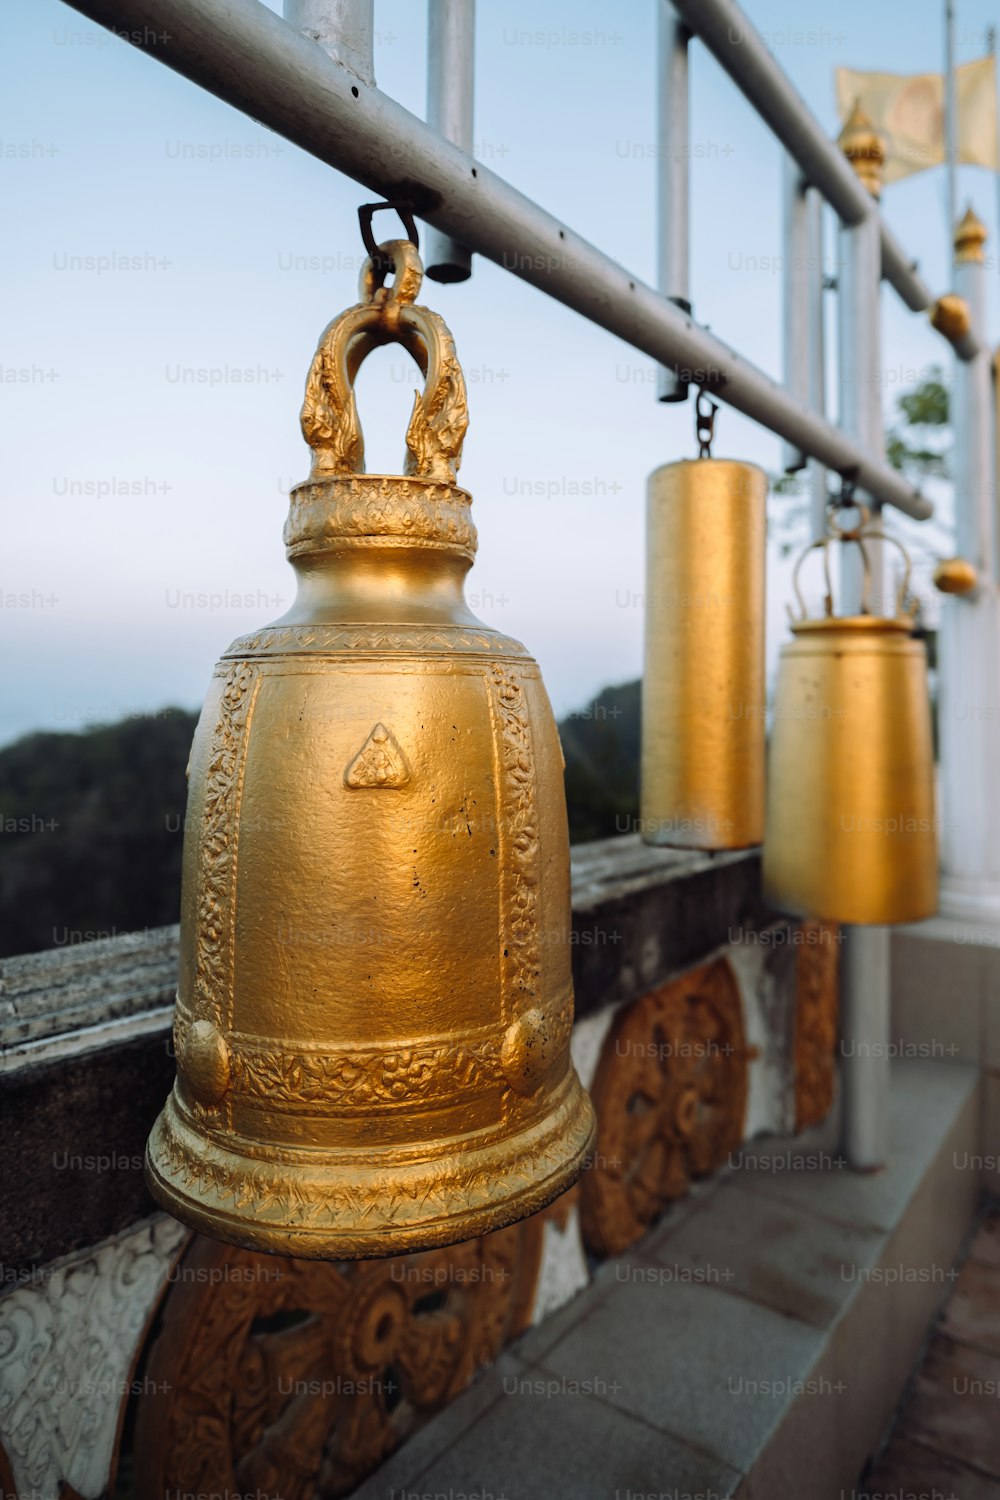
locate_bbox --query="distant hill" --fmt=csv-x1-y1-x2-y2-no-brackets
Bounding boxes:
0,710,196,959
558,680,640,844
0,683,640,958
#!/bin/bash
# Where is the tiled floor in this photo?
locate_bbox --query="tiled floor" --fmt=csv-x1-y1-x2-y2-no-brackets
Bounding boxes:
861,1207,1000,1497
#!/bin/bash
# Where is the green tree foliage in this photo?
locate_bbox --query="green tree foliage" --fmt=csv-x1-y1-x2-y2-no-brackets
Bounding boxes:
0,709,197,958
0,685,645,959
886,370,950,480
558,681,640,844
771,367,953,565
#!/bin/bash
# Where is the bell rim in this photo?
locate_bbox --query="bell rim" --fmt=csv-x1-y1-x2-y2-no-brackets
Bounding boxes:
647,456,769,480
145,1072,596,1260
788,614,917,638
760,884,940,926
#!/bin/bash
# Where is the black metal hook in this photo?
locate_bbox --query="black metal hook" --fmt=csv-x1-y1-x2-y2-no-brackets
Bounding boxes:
831,467,859,510
358,201,420,277
695,387,718,459
825,467,866,540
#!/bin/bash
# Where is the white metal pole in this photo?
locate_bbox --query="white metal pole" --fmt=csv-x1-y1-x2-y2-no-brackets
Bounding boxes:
806,189,829,541
283,0,373,83
657,6,690,403
668,0,933,313
837,205,890,1171
989,31,1000,252
425,0,475,283
71,0,977,347
938,212,1000,919
944,0,959,258
781,156,809,473
61,0,938,519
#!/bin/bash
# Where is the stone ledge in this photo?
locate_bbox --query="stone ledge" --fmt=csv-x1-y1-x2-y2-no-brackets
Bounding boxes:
0,837,772,1069
0,835,791,1273
0,924,179,1064
349,1060,980,1500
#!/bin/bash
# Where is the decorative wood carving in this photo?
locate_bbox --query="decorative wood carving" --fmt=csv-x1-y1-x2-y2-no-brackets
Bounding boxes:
130,1219,544,1499
794,920,841,1132
0,1218,187,1500
579,957,750,1258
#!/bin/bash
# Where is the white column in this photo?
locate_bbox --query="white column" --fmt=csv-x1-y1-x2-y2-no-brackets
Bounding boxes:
656,5,690,402
938,211,1000,920
837,201,889,1170
424,0,476,282
781,157,809,474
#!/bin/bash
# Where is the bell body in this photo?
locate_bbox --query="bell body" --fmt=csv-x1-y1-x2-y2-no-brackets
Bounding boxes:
763,616,938,924
145,245,594,1258
641,458,767,849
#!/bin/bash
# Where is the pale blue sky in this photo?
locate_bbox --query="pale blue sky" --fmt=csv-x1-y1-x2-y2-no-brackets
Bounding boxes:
3,0,999,743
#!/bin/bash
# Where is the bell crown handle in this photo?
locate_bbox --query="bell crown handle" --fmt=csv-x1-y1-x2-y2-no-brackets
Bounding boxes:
300,239,469,485
789,504,916,624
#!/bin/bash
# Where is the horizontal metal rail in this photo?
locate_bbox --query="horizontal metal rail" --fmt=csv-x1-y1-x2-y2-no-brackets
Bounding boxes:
63,0,931,519
670,0,978,359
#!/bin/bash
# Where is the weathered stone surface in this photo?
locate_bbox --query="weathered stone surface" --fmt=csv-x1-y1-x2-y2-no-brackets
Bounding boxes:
570,838,778,1020
1,1032,174,1271
940,1256,1000,1357
0,924,178,1052
863,1434,1000,1500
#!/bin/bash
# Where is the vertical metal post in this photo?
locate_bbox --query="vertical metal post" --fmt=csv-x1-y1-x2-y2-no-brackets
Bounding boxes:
783,165,829,536
781,156,809,474
944,0,959,256
990,33,1000,251
806,188,829,541
938,210,1000,918
425,0,476,282
657,6,690,402
837,127,888,1170
283,0,374,84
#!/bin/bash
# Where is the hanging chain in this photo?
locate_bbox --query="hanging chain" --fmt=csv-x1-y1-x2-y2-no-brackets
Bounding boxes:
695,388,718,458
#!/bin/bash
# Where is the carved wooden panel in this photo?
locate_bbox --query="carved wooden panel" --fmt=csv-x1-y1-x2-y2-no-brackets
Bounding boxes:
579,957,750,1258
128,1218,543,1499
0,1217,187,1500
0,1442,17,1500
794,920,841,1132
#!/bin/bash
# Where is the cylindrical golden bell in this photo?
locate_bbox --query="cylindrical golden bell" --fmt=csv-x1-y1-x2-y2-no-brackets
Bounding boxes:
763,616,938,924
641,458,767,848
145,241,595,1258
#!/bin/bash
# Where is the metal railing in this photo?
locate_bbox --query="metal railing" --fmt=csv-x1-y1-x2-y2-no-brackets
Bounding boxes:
56,0,995,1168
62,0,971,520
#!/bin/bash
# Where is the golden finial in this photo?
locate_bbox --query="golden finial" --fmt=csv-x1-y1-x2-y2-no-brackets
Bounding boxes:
929,293,971,342
838,99,886,199
934,558,979,597
954,204,987,265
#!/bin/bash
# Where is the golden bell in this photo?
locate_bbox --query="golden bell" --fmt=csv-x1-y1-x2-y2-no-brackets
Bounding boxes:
763,512,938,925
145,239,595,1258
641,458,767,849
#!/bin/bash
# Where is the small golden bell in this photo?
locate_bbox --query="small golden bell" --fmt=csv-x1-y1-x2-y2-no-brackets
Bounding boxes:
763,509,938,925
641,451,768,850
145,237,595,1258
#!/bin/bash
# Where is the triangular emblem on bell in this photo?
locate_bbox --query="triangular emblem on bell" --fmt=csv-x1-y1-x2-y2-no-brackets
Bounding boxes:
145,235,595,1258
763,506,939,925
345,723,410,789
